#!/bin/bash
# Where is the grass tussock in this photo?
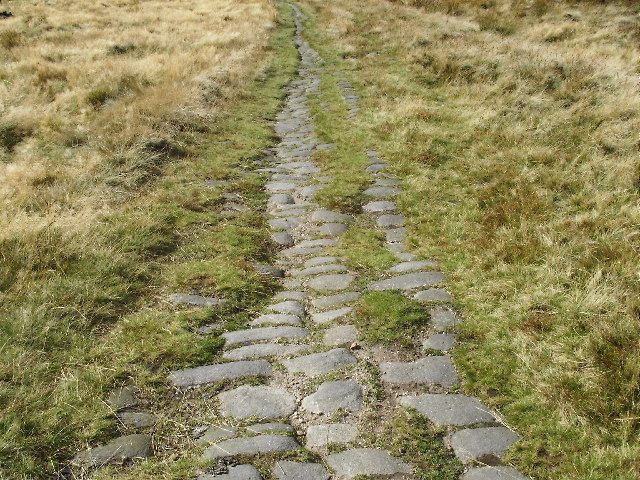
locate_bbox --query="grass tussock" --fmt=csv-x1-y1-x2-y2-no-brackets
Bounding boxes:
300,0,640,478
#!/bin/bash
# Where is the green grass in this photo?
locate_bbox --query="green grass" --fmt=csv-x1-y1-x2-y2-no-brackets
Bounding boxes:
0,3,298,478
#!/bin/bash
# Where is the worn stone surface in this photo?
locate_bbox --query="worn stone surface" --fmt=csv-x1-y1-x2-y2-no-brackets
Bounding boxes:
218,385,296,420
168,360,271,387
399,394,496,426
222,326,308,346
73,434,152,467
366,163,386,173
274,291,307,302
389,260,438,273
272,461,329,480
363,200,396,213
310,209,351,224
254,264,285,278
385,227,406,243
196,425,238,444
305,256,338,267
308,273,355,291
169,293,224,307
369,272,445,291
461,466,528,480
292,263,347,277
269,217,302,231
380,356,459,388
267,300,305,316
325,448,412,478
283,348,356,376
250,313,301,326
323,325,358,346
117,412,157,428
108,386,138,411
311,306,353,324
223,343,308,361
246,423,294,435
302,380,363,414
202,435,299,460
422,333,456,352
377,214,405,228
306,423,358,448
311,292,360,310
281,246,324,257
449,427,520,464
271,231,295,247
430,307,462,330
364,186,400,197
268,193,295,206
414,288,453,303
198,465,262,479
314,222,348,237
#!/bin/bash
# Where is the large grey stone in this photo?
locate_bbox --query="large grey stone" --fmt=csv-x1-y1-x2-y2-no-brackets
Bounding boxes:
308,274,355,291
369,272,445,291
254,264,285,278
196,425,238,444
251,314,301,326
283,348,356,376
461,466,528,480
363,200,396,213
366,163,386,173
314,223,348,237
374,177,399,187
399,394,496,426
422,333,456,352
449,427,520,464
306,423,358,448
223,343,308,361
377,214,405,228
73,434,152,467
364,186,400,197
323,325,358,346
274,291,307,302
385,227,406,243
107,386,138,411
310,209,351,223
389,260,438,273
311,306,352,324
293,264,347,277
222,327,308,346
297,238,338,248
202,435,299,460
198,465,262,479
218,385,296,420
381,356,458,388
268,193,295,206
272,232,295,247
169,293,224,307
273,461,329,480
168,360,272,387
325,448,411,478
311,292,360,310
267,300,305,316
269,217,302,231
430,307,462,330
117,412,157,428
280,246,324,258
266,181,298,193
305,256,339,267
414,288,452,303
302,380,363,414
246,423,294,435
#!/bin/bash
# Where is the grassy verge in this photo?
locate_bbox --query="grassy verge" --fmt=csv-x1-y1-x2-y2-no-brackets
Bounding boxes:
0,2,298,478
300,0,640,478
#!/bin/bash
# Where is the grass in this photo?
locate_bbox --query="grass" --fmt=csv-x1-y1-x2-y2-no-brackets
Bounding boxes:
299,0,640,478
0,0,299,477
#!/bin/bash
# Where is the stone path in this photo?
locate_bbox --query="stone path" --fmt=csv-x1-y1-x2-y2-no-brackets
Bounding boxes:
73,3,528,479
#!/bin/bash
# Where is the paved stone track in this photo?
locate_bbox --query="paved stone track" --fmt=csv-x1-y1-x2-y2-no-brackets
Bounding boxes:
74,4,529,479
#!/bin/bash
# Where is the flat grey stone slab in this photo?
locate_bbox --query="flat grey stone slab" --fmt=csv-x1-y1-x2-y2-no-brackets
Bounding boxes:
366,163,386,173
271,207,307,217
302,380,363,414
108,386,138,411
268,193,295,206
293,263,347,277
267,300,305,316
254,264,285,278
311,306,353,324
305,256,339,267
377,214,405,228
400,394,496,426
298,184,323,199
168,360,272,387
222,326,308,346
430,307,462,330
73,434,152,467
325,448,411,478
251,314,301,326
246,422,294,435
223,343,308,360
363,200,396,213
281,246,324,257
202,434,299,460
461,466,528,480
269,217,302,231
117,411,157,428
272,232,294,247
306,423,358,448
273,461,329,480
315,222,348,237
218,385,296,420
423,333,456,352
323,325,358,346
414,288,452,303
369,272,445,291
297,238,337,248
308,274,355,291
386,227,406,243
311,292,360,310
266,181,298,192
274,291,307,302
364,186,400,197
449,427,520,464
381,356,459,388
283,348,356,376
389,260,438,273
196,425,238,444
198,465,262,479
169,293,224,307
310,209,351,223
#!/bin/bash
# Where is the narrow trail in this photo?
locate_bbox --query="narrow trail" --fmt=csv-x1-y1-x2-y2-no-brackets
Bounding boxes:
74,4,528,479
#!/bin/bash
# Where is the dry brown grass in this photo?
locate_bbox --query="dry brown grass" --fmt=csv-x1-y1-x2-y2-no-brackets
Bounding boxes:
0,0,277,241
